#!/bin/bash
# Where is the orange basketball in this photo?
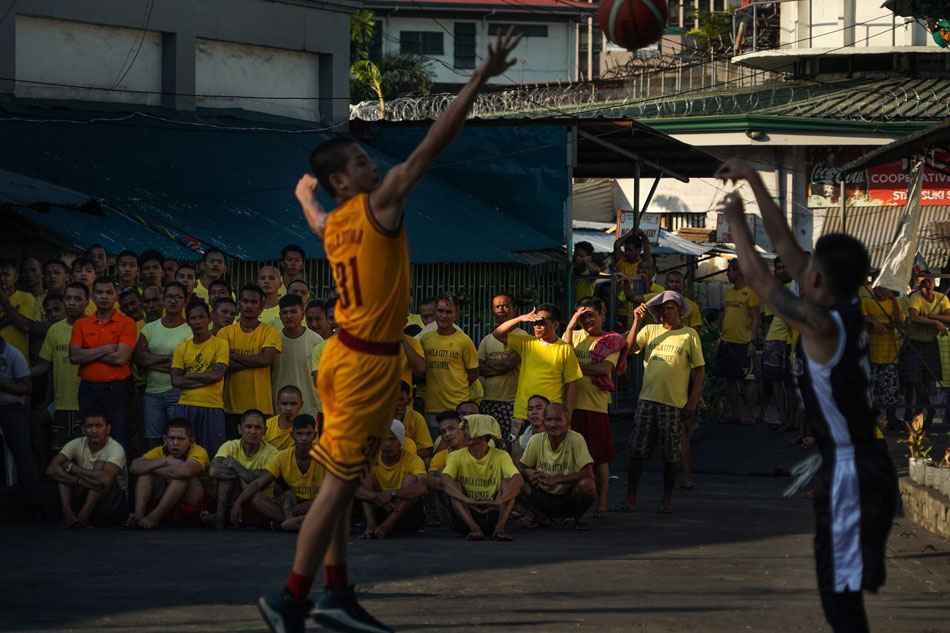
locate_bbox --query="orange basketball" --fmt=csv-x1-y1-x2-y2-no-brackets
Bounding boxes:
599,0,669,51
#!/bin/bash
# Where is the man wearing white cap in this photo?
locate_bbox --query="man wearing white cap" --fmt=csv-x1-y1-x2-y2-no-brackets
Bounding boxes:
614,291,705,514
439,414,523,541
355,420,428,539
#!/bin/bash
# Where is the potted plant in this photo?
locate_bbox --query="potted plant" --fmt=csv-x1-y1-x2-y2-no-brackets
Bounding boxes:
898,414,931,484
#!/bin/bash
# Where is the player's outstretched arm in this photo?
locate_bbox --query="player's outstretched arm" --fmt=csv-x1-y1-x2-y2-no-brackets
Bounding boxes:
717,193,837,363
296,174,329,240
715,159,808,283
369,27,523,232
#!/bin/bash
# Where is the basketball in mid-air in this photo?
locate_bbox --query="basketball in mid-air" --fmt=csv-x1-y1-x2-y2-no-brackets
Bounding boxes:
599,0,669,51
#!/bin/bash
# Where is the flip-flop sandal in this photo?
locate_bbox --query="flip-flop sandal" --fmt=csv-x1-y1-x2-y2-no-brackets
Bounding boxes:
492,532,513,541
573,520,590,531
609,503,636,513
520,515,543,529
657,505,672,514
678,484,694,491
465,532,485,541
592,510,608,519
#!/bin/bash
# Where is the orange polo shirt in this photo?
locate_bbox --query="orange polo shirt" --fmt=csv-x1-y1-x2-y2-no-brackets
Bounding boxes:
69,310,138,382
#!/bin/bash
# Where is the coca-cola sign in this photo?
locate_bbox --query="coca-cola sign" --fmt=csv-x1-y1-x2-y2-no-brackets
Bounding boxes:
808,147,950,207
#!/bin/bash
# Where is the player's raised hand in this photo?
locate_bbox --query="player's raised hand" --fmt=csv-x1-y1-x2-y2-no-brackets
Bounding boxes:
482,26,523,79
717,191,745,224
714,158,755,185
296,174,328,239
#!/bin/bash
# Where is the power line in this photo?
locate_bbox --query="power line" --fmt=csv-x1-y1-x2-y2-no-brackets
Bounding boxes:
111,0,156,89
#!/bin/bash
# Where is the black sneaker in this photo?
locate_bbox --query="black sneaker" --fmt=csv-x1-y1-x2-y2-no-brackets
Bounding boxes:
311,585,393,633
258,588,313,633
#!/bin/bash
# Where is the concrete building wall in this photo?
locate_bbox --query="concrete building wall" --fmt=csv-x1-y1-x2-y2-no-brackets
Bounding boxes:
15,16,164,105
195,39,321,121
616,145,818,252
378,16,578,84
1,0,355,124
779,0,933,49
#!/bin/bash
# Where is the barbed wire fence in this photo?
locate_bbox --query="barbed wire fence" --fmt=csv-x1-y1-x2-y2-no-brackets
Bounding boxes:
350,71,950,122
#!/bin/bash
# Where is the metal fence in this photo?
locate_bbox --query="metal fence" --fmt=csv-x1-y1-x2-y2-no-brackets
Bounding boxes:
223,258,565,344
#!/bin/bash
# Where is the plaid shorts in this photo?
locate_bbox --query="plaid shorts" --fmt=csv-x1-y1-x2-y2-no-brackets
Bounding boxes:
629,400,683,463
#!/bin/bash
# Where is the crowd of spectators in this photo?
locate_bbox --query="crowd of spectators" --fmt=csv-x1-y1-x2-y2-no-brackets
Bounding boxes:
0,234,947,532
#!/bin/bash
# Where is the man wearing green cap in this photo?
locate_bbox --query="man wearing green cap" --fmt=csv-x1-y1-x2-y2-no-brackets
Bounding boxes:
439,414,523,541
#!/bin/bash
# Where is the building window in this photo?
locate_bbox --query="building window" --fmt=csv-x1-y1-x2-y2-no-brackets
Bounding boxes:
454,22,477,69
399,31,444,55
668,0,680,27
488,23,549,38
369,20,383,62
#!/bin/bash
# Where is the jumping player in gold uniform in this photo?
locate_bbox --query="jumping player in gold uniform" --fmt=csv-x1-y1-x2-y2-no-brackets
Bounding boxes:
258,28,523,633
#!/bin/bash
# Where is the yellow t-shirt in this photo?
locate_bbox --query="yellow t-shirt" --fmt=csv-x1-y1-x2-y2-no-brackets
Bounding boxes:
1,290,35,360
520,430,594,495
141,443,210,481
214,439,279,490
171,336,230,408
260,304,282,330
39,319,81,411
263,415,294,451
477,329,529,403
271,328,323,418
571,329,620,414
406,313,424,329
60,437,128,490
507,336,584,419
860,297,902,365
644,292,703,329
763,283,792,343
428,447,455,472
84,301,97,317
265,447,324,500
575,269,598,301
635,324,705,409
906,291,950,342
217,322,281,414
310,338,328,412
373,450,425,491
721,286,760,344
419,329,479,413
401,408,433,449
442,446,519,499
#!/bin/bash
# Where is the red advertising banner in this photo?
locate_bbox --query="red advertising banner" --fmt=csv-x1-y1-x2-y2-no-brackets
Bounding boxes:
808,147,950,207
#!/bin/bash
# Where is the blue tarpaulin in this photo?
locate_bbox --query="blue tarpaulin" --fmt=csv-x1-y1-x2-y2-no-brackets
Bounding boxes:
1,105,566,263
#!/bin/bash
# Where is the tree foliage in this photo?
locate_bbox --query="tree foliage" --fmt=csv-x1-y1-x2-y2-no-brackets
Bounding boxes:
349,10,435,112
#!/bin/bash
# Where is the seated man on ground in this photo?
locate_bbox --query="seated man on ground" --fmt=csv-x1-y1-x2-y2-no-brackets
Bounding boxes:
230,414,324,532
127,418,210,529
47,410,129,527
201,409,279,529
439,414,523,541
518,403,596,530
356,420,428,539
263,384,304,451
427,411,467,486
512,394,550,460
395,380,434,463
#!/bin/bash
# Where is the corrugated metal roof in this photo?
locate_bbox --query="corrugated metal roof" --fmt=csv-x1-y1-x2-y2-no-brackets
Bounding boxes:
573,228,714,256
466,77,950,123
820,205,950,271
1,103,560,263
841,119,950,173
572,179,616,223
0,169,101,214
